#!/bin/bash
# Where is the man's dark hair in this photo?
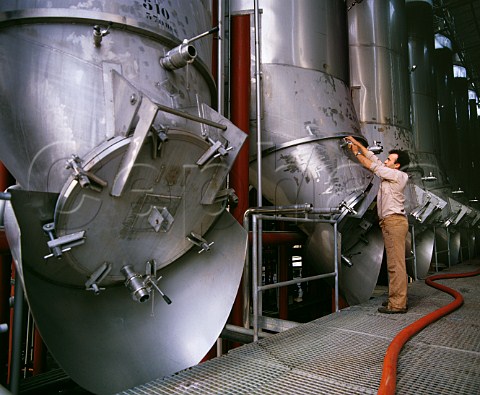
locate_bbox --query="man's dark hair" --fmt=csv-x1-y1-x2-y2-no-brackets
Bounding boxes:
389,149,410,170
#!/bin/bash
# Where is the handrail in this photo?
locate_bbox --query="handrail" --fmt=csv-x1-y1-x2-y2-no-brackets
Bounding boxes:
247,209,341,341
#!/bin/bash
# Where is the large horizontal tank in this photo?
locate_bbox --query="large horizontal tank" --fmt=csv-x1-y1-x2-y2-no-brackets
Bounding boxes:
0,1,247,393
231,0,385,305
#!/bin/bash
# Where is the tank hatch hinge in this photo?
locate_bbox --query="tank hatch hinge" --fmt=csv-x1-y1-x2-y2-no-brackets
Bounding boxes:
66,155,108,192
196,137,233,166
186,232,214,253
43,223,86,260
85,262,112,295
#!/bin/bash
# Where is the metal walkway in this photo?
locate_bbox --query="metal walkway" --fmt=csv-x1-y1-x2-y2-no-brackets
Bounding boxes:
119,260,480,395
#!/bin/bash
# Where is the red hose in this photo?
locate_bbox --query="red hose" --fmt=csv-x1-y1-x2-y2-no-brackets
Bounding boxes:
377,267,480,395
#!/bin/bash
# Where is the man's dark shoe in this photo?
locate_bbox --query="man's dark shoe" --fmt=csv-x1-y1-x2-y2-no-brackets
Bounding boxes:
378,306,407,314
381,301,409,308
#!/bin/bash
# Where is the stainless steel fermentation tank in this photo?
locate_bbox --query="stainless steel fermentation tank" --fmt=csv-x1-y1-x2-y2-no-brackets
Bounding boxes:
348,0,477,278
231,0,384,305
406,0,478,267
348,0,433,278
0,1,248,394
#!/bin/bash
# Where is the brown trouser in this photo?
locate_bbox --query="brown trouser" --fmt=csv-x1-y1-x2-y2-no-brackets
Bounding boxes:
380,214,409,310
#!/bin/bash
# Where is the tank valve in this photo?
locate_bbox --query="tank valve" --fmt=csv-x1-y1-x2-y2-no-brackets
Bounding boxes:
122,262,172,305
93,23,112,47
160,26,219,71
121,265,150,303
160,41,197,71
367,140,383,154
421,172,437,181
452,187,464,195
340,138,352,148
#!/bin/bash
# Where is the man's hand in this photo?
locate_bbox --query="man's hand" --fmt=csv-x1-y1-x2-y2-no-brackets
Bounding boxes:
345,136,367,156
345,136,373,170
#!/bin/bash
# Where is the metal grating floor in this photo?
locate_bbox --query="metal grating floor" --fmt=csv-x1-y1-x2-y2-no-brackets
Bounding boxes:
119,260,480,395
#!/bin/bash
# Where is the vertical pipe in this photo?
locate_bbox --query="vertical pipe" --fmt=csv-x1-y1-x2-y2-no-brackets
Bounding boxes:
252,0,263,325
253,0,262,207
0,162,12,385
252,214,258,341
434,36,456,179
217,0,224,115
254,0,263,207
209,0,227,360
0,255,10,385
9,274,23,395
242,215,251,329
452,66,469,191
278,228,289,320
411,225,417,281
32,329,46,376
333,221,339,313
468,92,479,198
447,228,451,268
230,12,251,332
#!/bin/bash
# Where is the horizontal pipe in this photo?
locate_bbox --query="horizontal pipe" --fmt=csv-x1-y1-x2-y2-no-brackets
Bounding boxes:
259,272,336,292
223,324,269,338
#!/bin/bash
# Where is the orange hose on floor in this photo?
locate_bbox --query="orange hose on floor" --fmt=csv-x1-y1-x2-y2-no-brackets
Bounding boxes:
377,267,480,395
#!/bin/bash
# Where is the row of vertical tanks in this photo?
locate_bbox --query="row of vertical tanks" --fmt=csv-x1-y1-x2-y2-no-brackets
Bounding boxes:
233,0,480,305
0,0,479,394
0,1,249,394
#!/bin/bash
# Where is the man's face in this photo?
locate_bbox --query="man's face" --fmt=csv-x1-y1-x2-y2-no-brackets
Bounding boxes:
384,153,400,169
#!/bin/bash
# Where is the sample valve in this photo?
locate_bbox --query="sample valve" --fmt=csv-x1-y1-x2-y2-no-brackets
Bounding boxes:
93,23,112,47
160,26,219,71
